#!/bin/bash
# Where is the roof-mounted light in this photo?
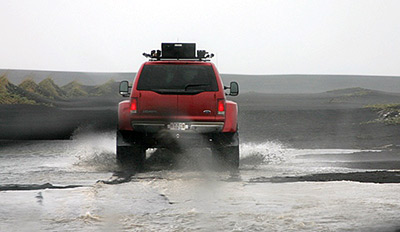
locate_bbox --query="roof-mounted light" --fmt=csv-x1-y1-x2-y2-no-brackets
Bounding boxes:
142,50,161,59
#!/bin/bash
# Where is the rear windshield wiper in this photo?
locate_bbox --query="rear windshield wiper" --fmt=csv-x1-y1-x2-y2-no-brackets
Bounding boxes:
184,83,210,91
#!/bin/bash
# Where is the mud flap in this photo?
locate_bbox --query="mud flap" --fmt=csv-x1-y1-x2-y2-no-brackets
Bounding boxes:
117,130,131,146
116,130,146,169
212,132,239,147
212,132,240,169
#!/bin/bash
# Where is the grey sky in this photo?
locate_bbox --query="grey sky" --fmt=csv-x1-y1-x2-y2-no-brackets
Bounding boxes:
0,0,399,75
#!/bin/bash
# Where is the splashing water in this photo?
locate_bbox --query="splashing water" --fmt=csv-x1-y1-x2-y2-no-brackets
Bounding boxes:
240,141,291,165
69,125,381,173
71,129,117,172
239,141,381,172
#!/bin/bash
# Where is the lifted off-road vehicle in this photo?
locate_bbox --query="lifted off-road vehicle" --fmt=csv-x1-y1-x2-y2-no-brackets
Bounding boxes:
117,43,239,169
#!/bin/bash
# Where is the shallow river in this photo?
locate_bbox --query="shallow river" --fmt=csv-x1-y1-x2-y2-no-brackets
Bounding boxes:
1,131,400,231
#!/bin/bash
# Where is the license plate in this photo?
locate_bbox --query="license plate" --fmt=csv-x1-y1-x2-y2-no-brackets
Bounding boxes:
167,122,188,130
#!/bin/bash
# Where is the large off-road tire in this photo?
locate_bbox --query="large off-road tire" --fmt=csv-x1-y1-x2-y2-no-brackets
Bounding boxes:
116,130,146,169
212,132,240,170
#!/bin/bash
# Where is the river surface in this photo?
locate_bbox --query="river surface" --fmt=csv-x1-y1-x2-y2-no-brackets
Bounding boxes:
1,131,400,231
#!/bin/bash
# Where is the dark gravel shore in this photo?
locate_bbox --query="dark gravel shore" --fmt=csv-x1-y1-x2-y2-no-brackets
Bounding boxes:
250,170,400,184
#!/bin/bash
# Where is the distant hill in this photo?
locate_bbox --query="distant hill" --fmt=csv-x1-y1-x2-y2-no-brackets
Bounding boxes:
61,79,119,97
19,78,40,93
19,78,47,97
2,68,400,93
90,79,119,96
0,69,133,86
0,75,38,104
221,74,400,93
326,87,372,95
323,87,400,104
38,78,66,99
61,80,89,97
1,77,122,105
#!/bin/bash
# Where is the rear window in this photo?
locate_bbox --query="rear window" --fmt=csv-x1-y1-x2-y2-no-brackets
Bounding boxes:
137,64,218,92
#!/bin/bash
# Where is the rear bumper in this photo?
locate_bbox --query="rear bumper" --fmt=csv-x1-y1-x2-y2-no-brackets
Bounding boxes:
117,129,238,149
131,121,224,133
118,118,237,149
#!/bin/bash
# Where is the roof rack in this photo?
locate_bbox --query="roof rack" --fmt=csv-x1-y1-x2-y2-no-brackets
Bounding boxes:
143,43,214,61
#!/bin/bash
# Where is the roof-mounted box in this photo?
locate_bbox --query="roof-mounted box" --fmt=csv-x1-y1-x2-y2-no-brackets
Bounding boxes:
143,43,214,61
161,43,196,59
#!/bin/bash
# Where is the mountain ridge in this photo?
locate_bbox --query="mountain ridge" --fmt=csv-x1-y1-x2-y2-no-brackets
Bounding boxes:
2,68,400,93
0,75,120,105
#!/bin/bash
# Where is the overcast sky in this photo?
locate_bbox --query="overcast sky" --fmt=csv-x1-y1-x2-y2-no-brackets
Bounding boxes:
0,0,399,75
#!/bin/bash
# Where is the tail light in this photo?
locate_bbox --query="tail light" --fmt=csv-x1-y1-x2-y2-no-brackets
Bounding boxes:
130,98,138,113
217,99,225,115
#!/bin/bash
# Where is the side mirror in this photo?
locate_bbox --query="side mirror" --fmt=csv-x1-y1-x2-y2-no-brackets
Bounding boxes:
229,81,239,96
119,80,130,97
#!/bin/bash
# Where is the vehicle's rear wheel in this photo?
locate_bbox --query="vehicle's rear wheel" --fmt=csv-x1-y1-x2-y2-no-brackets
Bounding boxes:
116,130,146,169
212,132,240,170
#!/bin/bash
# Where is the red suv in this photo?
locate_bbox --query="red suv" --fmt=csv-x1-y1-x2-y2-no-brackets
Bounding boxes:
117,43,239,169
